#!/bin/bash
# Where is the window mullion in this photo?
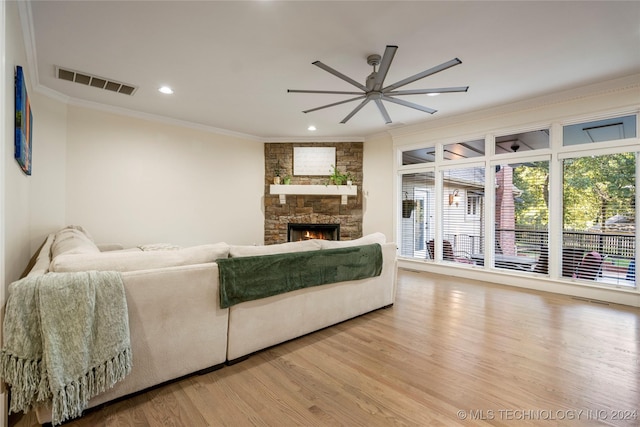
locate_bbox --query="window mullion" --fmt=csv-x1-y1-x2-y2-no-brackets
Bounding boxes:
485,159,496,268
434,168,443,261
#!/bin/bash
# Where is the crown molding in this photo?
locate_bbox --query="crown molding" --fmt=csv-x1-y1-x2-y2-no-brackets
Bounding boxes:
262,136,365,143
34,83,70,104
364,130,393,142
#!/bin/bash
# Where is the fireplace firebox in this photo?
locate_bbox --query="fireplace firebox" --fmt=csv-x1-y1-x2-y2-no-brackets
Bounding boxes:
288,223,340,242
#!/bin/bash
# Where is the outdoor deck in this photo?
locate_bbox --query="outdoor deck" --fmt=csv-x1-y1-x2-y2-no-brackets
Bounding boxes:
446,228,636,287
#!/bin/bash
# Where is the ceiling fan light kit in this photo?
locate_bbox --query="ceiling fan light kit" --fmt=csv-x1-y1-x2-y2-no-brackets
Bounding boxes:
288,45,469,125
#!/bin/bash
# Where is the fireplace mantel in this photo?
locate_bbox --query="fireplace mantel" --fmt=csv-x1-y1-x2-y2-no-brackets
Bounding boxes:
270,184,357,205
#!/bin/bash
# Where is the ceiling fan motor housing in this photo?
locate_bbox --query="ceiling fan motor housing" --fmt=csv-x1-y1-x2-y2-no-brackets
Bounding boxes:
366,72,377,90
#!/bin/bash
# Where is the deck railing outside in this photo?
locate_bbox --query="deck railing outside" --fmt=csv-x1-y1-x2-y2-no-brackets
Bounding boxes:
445,228,635,285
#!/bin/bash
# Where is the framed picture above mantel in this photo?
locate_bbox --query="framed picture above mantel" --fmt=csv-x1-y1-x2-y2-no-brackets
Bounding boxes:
293,147,335,176
15,66,33,176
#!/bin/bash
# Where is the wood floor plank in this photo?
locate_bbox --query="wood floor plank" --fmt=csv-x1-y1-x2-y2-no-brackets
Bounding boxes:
9,269,640,426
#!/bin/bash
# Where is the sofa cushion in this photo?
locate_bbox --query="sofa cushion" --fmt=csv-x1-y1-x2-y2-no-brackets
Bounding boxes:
50,242,230,273
229,239,322,258
51,226,100,259
317,232,387,249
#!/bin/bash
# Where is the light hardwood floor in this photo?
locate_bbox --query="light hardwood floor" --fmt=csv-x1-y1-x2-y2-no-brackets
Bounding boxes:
10,269,640,426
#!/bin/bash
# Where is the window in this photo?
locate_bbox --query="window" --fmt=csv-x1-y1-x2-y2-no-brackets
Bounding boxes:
399,172,435,258
495,129,549,154
443,139,485,160
563,115,637,146
402,147,435,165
494,161,549,273
466,193,483,219
562,152,636,287
442,167,485,263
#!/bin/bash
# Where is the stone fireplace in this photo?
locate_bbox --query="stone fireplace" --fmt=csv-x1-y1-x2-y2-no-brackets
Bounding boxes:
288,223,340,242
264,142,363,245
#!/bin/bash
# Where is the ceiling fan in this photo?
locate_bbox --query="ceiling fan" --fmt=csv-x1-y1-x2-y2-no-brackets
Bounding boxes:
288,45,469,124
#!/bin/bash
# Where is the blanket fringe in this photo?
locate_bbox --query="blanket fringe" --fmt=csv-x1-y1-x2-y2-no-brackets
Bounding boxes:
0,347,132,425
0,350,44,414
51,347,132,426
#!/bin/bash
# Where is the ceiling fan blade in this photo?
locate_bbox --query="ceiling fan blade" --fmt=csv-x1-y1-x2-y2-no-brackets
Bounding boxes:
374,99,392,124
382,95,437,114
386,86,469,96
340,98,371,124
302,95,366,114
382,58,462,92
313,61,368,92
372,45,398,91
288,89,364,95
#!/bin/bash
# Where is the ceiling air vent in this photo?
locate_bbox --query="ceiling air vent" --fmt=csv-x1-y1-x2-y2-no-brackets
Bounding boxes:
55,66,137,96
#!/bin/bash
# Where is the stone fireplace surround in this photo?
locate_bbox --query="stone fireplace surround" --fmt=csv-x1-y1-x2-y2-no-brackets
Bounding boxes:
264,142,363,245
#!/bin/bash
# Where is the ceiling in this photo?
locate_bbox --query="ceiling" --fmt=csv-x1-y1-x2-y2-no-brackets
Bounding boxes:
25,1,640,141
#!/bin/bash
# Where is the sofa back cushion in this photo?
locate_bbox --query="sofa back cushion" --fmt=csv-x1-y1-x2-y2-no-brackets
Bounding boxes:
229,239,322,257
51,226,100,259
50,242,230,273
317,232,387,249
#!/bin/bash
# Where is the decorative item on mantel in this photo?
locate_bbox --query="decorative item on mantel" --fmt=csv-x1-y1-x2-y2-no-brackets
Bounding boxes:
283,175,292,185
273,160,282,184
326,165,353,187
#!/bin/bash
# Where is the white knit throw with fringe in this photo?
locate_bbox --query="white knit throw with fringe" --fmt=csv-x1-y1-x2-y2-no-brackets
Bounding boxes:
0,271,132,426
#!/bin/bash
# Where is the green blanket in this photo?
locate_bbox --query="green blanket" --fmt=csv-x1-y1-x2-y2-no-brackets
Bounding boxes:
218,243,383,308
0,271,132,426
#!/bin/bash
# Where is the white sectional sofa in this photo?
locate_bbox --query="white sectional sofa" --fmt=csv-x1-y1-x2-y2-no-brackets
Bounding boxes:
4,226,397,425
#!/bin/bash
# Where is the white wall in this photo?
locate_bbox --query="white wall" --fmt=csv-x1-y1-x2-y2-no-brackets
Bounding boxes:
65,106,264,247
3,0,31,285
363,132,394,241
28,92,67,251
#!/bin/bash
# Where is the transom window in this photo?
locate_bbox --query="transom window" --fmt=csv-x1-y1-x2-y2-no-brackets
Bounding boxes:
563,115,637,146
495,129,549,154
402,147,435,165
443,139,485,160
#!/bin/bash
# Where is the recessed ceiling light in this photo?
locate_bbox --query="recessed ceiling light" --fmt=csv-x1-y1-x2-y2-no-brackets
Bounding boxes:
158,86,174,94
307,125,316,131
